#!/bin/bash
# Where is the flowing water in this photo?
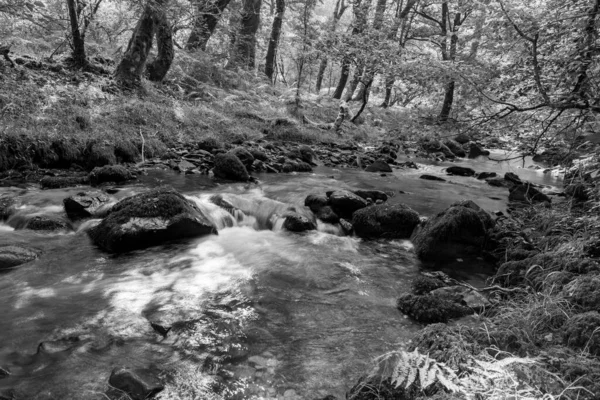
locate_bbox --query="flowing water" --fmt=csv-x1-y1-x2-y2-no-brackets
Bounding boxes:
0,152,561,400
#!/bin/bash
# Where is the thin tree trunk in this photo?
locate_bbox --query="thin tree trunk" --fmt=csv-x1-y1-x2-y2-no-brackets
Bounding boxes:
67,0,86,65
315,57,327,92
228,0,262,69
114,2,156,87
332,58,350,99
264,0,285,81
438,7,463,121
345,65,362,101
147,3,174,81
186,0,232,51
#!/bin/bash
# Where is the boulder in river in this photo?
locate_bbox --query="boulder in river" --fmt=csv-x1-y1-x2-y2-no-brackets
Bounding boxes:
504,172,522,185
89,165,135,186
304,193,329,213
365,160,392,173
412,200,494,263
475,172,497,180
23,215,71,231
298,145,318,165
88,188,217,253
108,367,164,400
444,139,466,157
446,166,475,177
316,206,340,224
509,183,551,204
419,174,446,182
352,203,420,239
420,139,456,159
0,246,38,271
467,143,490,158
63,191,111,220
213,152,250,181
328,190,368,217
283,212,317,232
40,175,90,189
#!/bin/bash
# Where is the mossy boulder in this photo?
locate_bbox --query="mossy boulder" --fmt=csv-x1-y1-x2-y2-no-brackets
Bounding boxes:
365,160,393,173
230,147,255,169
22,215,71,231
88,188,217,253
0,246,38,271
444,139,466,157
282,159,312,172
420,139,455,159
283,212,317,232
563,312,600,355
411,200,493,263
86,141,116,167
248,148,269,162
352,203,420,239
89,165,135,186
197,137,222,152
213,153,250,181
509,183,551,204
63,191,112,220
562,275,600,311
412,276,446,295
467,143,490,158
298,145,317,165
396,293,472,323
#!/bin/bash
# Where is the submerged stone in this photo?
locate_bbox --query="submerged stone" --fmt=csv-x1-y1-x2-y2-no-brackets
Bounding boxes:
0,246,38,271
88,188,217,253
63,191,111,220
23,215,71,231
446,166,475,176
283,212,316,232
365,160,392,173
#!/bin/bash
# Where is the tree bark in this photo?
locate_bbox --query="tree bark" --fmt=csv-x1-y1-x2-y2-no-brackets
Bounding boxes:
66,0,87,65
264,0,285,81
186,0,232,51
332,59,351,99
114,2,156,87
438,7,463,121
345,64,362,101
228,0,262,69
146,4,174,81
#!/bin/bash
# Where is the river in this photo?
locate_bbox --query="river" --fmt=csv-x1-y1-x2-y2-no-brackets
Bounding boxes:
0,150,561,400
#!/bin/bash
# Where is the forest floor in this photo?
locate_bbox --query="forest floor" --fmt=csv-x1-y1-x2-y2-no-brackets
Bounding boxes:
2,54,600,400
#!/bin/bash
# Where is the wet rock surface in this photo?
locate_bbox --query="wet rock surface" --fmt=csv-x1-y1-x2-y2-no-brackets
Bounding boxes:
352,203,420,239
63,191,111,220
108,367,164,400
88,187,217,252
0,246,38,271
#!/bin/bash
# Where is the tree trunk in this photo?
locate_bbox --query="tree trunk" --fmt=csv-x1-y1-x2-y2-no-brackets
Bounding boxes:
381,76,394,108
332,0,369,99
315,57,327,92
146,4,174,81
114,2,156,87
438,8,462,121
66,0,87,65
228,0,262,69
264,0,285,81
345,65,362,101
186,0,232,51
439,81,455,121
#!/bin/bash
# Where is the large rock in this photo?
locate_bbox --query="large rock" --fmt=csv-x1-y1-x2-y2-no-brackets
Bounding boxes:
454,133,471,144
230,147,255,169
315,206,339,223
446,166,475,176
420,174,446,181
88,188,217,253
298,145,317,165
282,159,312,172
213,153,250,181
365,160,392,173
444,139,466,157
352,203,420,239
0,246,38,271
108,367,164,400
467,143,490,158
283,212,317,232
411,200,493,262
420,139,455,158
509,183,551,204
89,165,135,186
22,215,71,231
63,191,111,220
304,193,329,213
328,190,368,217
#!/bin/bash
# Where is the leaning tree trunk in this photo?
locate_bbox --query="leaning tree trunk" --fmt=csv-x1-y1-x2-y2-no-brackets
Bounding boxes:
228,0,262,68
66,0,87,65
315,57,328,92
332,58,350,99
114,3,156,86
438,81,455,121
146,5,174,81
264,0,285,81
186,0,232,51
315,0,348,93
344,65,363,101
